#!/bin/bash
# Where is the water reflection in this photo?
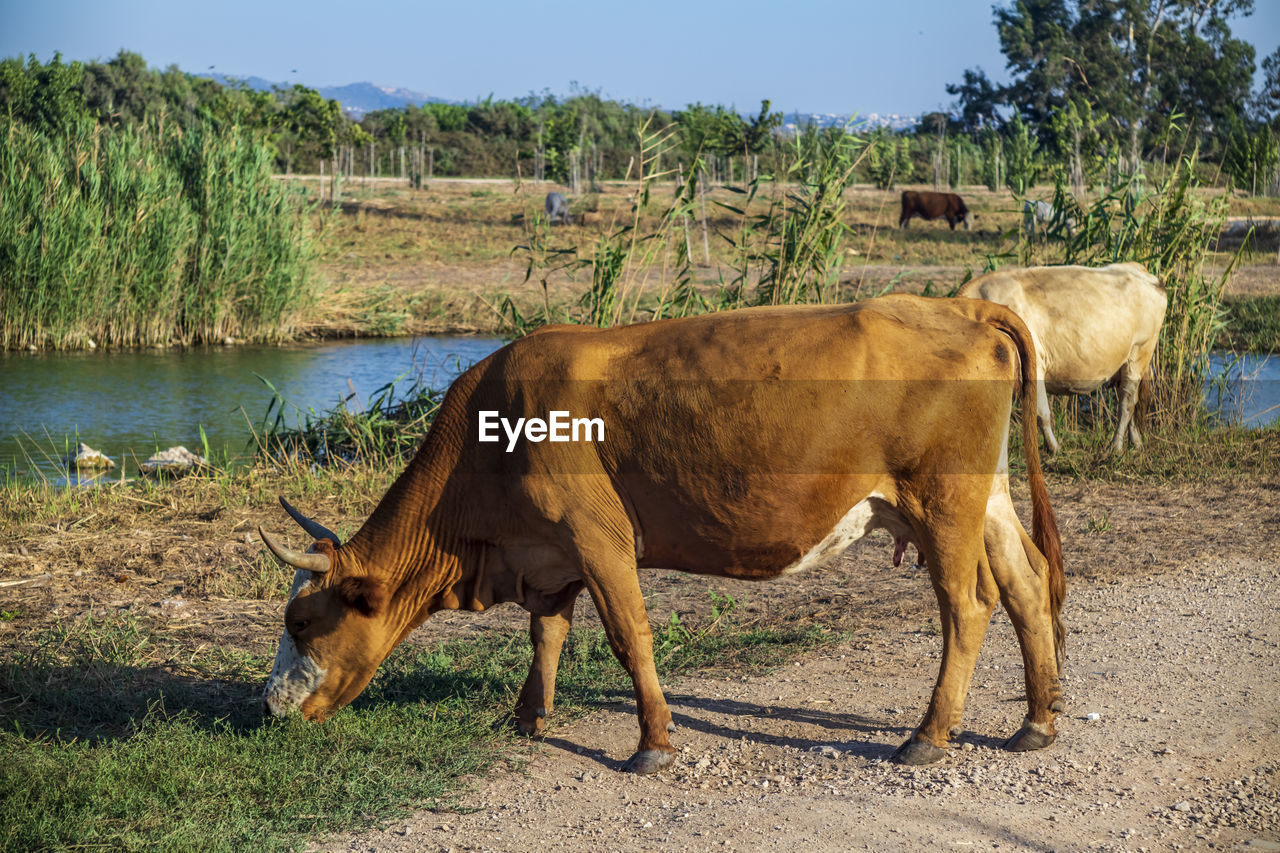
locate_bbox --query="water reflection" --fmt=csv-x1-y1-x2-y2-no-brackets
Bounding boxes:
1205,352,1279,427
0,336,502,481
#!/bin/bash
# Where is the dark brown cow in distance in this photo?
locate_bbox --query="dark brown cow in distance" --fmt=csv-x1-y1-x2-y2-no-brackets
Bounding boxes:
258,296,1066,774
899,190,974,230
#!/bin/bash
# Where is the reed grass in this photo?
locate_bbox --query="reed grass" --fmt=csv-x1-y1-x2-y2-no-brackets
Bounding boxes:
720,126,865,307
252,376,444,467
1219,295,1280,352
0,120,321,349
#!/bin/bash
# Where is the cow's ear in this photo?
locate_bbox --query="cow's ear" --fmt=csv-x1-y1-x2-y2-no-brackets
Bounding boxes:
336,576,388,617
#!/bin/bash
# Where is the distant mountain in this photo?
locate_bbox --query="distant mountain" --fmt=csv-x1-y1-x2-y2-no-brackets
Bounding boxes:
203,73,445,117
315,82,446,116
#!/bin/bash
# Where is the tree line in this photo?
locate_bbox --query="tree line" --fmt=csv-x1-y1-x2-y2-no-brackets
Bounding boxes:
2,0,1278,195
946,0,1279,194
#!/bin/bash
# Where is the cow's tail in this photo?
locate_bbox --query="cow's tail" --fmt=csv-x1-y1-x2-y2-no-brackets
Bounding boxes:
1134,341,1159,432
1135,372,1153,431
987,308,1067,674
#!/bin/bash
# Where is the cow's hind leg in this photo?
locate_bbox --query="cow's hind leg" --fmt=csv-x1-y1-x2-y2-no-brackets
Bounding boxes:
897,512,995,765
1036,378,1061,454
514,591,581,736
1113,338,1157,454
1111,368,1140,454
984,478,1064,752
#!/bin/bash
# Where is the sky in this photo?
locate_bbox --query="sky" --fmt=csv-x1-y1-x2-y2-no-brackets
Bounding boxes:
4,0,1279,116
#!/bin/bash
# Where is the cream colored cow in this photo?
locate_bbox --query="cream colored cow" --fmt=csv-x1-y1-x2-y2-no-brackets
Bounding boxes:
958,262,1167,454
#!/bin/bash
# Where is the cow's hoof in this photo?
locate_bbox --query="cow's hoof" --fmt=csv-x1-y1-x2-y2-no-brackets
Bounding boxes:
1006,725,1055,752
515,717,545,737
895,739,946,765
510,706,547,737
623,748,675,775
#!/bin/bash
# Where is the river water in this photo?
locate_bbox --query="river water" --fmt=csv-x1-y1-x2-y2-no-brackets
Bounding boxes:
0,336,503,482
1,338,1275,484
1206,351,1280,428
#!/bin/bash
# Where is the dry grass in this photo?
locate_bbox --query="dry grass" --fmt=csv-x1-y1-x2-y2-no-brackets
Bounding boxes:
293,178,1280,338
0,466,396,656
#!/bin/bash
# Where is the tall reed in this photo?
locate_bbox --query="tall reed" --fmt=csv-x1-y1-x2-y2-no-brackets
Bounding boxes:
727,128,863,307
504,119,701,335
502,122,864,337
0,120,320,349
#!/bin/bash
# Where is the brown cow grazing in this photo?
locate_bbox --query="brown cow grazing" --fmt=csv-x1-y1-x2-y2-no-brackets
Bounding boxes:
258,296,1066,774
958,262,1167,455
899,190,974,230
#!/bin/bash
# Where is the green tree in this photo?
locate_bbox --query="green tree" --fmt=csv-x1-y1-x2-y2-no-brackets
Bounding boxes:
281,85,343,162
990,0,1257,167
1222,119,1279,194
980,128,1004,191
80,50,167,125
0,53,89,130
945,67,1003,133
1048,95,1105,191
1252,46,1280,125
864,127,912,190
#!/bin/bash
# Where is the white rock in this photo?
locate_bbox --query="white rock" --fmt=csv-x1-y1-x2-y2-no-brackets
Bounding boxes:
140,446,209,477
70,442,115,471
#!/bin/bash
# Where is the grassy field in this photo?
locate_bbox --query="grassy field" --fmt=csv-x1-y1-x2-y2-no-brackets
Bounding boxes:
0,465,837,852
1,601,830,852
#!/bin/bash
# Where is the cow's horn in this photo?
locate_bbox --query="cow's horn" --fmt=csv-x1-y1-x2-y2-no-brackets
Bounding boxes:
278,496,340,545
259,526,332,574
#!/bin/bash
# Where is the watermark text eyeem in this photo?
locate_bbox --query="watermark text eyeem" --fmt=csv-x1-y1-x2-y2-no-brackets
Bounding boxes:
478,410,605,452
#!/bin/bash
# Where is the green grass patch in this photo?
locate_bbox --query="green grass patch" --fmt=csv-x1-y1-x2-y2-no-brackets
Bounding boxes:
1219,295,1280,353
0,597,834,851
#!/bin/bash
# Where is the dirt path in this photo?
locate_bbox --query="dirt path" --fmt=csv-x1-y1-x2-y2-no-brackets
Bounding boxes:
317,495,1280,853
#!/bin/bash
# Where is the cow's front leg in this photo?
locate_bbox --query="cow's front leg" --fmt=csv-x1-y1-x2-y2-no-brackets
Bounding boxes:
514,592,580,736
581,563,674,774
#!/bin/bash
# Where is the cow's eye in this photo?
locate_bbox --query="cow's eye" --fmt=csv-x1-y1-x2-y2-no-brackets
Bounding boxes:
291,619,311,635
